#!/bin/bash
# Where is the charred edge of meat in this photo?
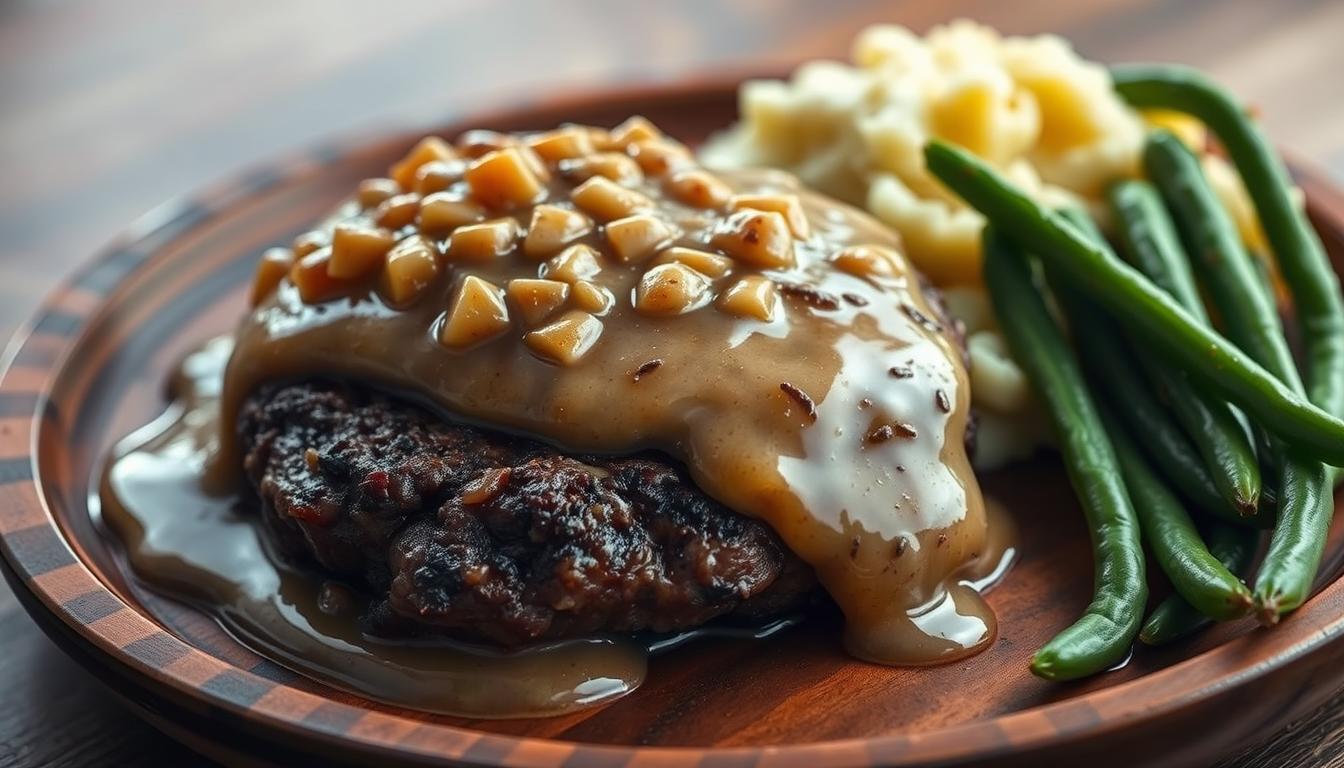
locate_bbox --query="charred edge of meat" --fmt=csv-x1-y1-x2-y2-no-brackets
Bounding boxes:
239,382,820,646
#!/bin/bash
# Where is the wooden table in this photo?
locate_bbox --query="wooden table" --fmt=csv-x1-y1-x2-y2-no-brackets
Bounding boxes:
2,1,1342,765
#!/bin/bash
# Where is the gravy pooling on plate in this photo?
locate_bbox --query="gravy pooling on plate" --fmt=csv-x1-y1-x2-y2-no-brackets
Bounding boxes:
103,337,815,716
204,118,996,666
102,339,647,717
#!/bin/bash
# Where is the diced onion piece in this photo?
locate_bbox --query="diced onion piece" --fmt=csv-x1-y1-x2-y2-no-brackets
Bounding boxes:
378,235,440,307
606,116,663,149
570,280,614,314
605,214,677,263
439,275,510,348
328,223,395,279
418,193,486,235
525,310,604,365
446,219,519,262
558,152,644,185
506,278,570,325
517,146,551,180
390,137,457,190
730,193,810,238
541,244,602,283
717,275,779,322
357,178,400,209
626,138,693,177
710,210,795,268
832,245,903,277
251,248,295,307
664,169,732,209
289,247,353,303
465,147,546,209
457,132,549,178
456,129,519,158
652,246,732,277
291,230,329,258
582,126,615,150
523,205,592,259
634,263,711,316
373,193,422,230
413,160,465,196
527,126,597,163
570,176,653,221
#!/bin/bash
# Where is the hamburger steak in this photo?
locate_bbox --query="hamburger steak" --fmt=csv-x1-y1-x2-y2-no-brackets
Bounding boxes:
230,118,980,653
239,382,821,646
237,284,970,647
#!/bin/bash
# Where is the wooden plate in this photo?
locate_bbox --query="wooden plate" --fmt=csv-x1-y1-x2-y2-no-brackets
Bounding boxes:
4,76,1344,768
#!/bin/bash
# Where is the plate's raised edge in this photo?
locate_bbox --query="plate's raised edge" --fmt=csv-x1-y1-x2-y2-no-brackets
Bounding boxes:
3,75,1344,768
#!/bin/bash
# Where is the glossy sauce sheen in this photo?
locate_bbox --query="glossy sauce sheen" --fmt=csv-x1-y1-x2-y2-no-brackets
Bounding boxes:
103,339,1007,719
105,339,816,717
217,124,992,665
105,339,640,717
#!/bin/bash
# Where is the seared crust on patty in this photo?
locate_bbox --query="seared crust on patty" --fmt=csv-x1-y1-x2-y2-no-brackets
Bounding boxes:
239,383,818,646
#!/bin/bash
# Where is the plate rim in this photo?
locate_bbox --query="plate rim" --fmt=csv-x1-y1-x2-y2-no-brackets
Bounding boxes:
4,73,1344,767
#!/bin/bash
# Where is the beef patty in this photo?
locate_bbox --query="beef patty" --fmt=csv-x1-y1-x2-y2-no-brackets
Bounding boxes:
239,382,819,646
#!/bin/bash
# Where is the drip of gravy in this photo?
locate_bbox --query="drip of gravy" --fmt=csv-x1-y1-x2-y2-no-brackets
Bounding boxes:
104,335,1015,715
216,151,999,666
103,338,648,718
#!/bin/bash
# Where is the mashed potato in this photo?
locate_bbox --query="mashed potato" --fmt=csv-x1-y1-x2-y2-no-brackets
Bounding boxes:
701,21,1150,286
702,20,1268,469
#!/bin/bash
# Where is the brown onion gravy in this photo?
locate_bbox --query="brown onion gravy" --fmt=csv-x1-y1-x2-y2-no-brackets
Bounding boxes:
103,338,808,717
103,121,1014,718
205,123,998,667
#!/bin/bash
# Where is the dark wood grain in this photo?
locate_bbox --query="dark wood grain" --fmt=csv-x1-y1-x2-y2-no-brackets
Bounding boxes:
2,1,1343,766
0,610,208,768
1223,686,1344,768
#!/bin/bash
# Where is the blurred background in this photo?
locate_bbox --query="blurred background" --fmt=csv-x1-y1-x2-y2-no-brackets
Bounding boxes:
1,0,1342,764
3,0,1343,343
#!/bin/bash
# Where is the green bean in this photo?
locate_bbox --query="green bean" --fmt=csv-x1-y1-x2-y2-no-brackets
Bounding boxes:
1109,177,1270,411
1056,209,1268,526
1117,66,1344,510
1144,132,1302,390
1068,320,1274,527
1257,453,1333,618
1077,330,1242,522
1139,523,1260,645
1108,179,1208,319
1063,203,1261,515
983,227,1146,681
1110,181,1279,513
923,140,1344,466
1047,215,1252,618
1113,65,1344,425
1097,404,1252,619
1142,131,1332,620
1139,361,1261,514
